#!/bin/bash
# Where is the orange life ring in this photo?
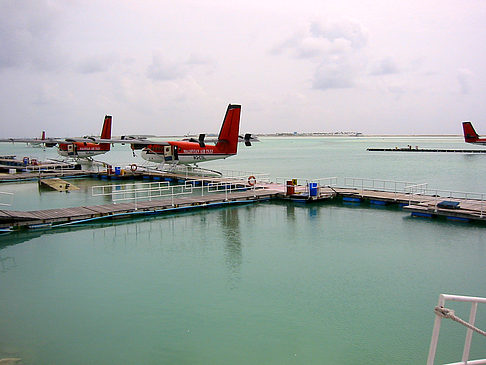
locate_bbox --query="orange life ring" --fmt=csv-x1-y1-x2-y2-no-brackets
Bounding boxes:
130,163,137,172
248,175,256,186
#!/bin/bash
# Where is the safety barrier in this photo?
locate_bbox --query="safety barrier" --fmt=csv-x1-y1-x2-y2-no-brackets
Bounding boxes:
427,294,486,365
91,179,257,210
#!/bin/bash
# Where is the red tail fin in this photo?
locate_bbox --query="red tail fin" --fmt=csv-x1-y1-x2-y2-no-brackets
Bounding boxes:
100,115,112,150
101,115,112,139
216,104,241,154
462,121,479,142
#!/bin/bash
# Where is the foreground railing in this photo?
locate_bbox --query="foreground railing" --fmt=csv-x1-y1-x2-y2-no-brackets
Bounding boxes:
427,294,486,365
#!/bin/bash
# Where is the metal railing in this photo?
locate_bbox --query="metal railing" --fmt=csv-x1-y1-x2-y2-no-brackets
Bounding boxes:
274,177,338,195
406,186,486,217
342,177,419,194
91,179,257,210
0,192,14,207
427,294,486,365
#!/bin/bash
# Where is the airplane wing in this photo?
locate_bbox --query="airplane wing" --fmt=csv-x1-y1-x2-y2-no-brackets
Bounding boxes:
67,137,171,146
0,137,62,144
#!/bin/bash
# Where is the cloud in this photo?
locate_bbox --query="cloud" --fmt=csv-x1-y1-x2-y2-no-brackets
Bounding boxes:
309,20,367,50
457,68,473,95
76,54,118,74
273,19,367,59
313,56,356,90
146,53,186,81
0,0,63,71
370,57,399,76
272,19,368,90
146,52,215,82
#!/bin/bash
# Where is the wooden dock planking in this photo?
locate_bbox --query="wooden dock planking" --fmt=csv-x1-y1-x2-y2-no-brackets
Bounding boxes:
0,189,280,229
1,176,486,229
0,170,91,182
39,178,80,192
333,187,486,221
368,148,486,153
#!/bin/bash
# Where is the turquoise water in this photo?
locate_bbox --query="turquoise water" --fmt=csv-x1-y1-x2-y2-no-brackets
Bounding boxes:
1,138,486,364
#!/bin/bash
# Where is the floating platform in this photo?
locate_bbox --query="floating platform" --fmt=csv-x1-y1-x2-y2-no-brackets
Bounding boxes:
0,189,280,230
2,172,486,230
39,178,79,192
0,155,81,173
367,147,486,153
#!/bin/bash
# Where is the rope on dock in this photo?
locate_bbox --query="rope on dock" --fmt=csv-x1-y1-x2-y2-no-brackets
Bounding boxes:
434,306,486,337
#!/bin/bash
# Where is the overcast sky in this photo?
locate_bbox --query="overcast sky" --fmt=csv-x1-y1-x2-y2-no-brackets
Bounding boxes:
1,0,486,137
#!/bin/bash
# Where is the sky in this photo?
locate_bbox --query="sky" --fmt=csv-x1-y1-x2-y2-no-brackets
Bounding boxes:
1,0,486,137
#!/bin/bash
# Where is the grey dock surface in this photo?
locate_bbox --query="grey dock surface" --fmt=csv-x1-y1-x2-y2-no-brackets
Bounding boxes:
39,178,80,192
367,147,486,153
0,189,280,229
1,177,486,229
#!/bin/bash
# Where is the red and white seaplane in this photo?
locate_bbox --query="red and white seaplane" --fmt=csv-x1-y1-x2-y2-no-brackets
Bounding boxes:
57,115,112,159
462,121,486,146
103,104,247,169
0,115,113,160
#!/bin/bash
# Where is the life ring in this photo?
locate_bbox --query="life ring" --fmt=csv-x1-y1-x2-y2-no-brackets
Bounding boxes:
130,163,137,172
248,175,256,186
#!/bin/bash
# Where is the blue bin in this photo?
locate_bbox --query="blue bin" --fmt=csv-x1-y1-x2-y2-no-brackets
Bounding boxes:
114,167,121,176
308,182,318,197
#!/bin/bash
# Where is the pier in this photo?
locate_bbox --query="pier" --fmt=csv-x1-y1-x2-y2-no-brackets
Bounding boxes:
367,147,486,153
1,173,486,231
0,187,280,230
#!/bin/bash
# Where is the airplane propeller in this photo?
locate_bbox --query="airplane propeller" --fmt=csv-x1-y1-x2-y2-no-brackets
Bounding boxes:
244,133,252,146
198,134,206,148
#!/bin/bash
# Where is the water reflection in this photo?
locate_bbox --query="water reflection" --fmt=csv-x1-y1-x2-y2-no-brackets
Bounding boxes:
0,256,16,273
286,202,296,222
218,207,242,287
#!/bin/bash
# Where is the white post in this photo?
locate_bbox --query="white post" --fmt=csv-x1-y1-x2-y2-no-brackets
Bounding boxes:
427,294,446,365
461,302,478,363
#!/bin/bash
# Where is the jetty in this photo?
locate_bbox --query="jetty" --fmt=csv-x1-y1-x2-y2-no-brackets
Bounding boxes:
367,147,486,153
1,173,486,231
0,188,279,230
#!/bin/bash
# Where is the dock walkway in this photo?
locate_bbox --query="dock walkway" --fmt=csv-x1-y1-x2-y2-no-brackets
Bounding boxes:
1,175,486,230
0,188,279,229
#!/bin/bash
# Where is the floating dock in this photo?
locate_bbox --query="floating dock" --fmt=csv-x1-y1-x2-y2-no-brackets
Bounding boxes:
0,188,279,229
39,178,80,192
1,172,486,230
367,147,486,153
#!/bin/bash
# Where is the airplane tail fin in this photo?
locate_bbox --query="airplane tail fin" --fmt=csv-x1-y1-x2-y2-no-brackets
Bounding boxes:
216,104,241,154
462,121,479,143
100,115,112,150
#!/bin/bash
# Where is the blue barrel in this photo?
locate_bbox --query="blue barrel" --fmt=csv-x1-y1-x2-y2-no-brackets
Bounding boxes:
308,182,318,197
114,167,121,175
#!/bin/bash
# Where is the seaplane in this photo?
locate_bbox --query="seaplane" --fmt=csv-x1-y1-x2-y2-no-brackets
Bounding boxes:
27,131,56,148
0,115,113,160
101,104,247,170
462,121,486,146
57,115,112,159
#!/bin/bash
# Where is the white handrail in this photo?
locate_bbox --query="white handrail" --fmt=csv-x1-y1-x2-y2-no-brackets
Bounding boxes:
427,294,486,365
91,179,256,209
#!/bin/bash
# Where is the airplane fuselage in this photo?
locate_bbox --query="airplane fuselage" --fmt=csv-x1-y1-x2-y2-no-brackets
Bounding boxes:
468,140,486,146
57,142,110,158
140,141,235,165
